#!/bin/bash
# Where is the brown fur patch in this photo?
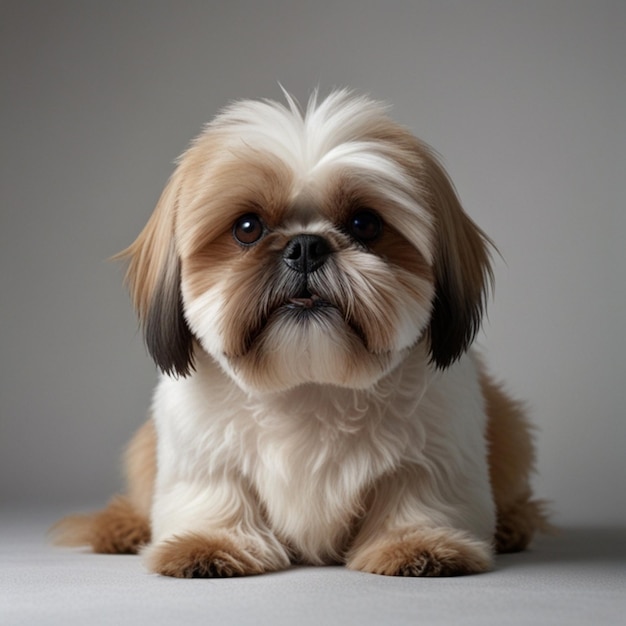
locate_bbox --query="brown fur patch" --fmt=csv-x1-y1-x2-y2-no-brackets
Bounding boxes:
115,169,181,322
176,150,294,260
480,365,551,552
196,233,292,358
347,527,493,577
144,532,267,578
51,421,156,554
50,495,150,554
373,223,432,279
124,418,157,518
495,496,550,553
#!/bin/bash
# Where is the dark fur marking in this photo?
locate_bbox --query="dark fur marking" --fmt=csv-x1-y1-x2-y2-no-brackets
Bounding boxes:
144,257,195,377
428,275,485,369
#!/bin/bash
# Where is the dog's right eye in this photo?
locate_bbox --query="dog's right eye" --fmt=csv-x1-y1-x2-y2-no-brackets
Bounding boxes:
346,209,383,244
233,214,265,246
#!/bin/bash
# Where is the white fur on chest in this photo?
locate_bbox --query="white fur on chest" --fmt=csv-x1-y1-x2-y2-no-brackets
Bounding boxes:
246,369,429,561
150,347,493,562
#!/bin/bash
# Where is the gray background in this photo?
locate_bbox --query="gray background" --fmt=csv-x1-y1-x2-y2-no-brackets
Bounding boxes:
1,0,624,527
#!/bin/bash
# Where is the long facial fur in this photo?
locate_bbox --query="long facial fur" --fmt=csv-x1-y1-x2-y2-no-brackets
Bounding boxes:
117,90,492,390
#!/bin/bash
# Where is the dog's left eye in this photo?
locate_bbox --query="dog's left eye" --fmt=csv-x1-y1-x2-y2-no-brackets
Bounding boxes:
233,214,265,246
346,210,383,244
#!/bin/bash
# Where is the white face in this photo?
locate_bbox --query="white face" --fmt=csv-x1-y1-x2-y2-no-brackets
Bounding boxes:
175,94,437,393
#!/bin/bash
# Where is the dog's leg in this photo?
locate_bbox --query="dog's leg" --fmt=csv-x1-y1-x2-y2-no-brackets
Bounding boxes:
346,357,500,577
144,474,290,578
481,371,550,553
50,419,155,554
346,463,495,577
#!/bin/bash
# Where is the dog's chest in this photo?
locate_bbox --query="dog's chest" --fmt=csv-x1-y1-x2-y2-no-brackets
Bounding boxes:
252,437,370,563
246,391,412,563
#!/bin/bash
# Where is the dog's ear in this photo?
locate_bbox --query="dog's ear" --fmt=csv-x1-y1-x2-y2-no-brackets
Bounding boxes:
421,148,493,369
116,169,195,377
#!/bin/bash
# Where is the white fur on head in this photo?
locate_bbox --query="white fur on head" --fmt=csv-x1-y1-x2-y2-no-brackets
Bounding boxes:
119,90,491,388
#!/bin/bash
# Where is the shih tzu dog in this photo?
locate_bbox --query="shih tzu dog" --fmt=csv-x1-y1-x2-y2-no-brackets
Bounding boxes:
54,90,546,577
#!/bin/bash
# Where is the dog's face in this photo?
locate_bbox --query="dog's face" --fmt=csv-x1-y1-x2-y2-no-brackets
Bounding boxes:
121,91,492,393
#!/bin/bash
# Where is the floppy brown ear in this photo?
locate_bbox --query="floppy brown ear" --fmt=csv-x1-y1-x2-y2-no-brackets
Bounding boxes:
116,170,195,377
422,149,493,369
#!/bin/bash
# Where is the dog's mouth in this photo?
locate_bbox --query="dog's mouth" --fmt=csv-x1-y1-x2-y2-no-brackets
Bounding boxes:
233,286,368,357
284,289,334,311
280,288,369,345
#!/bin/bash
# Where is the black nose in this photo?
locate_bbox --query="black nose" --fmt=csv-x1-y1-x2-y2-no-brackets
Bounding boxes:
283,234,332,274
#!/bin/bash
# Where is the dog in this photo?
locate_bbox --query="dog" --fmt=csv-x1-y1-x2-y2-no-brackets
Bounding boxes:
53,90,546,577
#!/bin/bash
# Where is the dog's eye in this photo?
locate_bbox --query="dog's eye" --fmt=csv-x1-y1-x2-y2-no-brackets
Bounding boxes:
347,210,383,244
233,214,265,246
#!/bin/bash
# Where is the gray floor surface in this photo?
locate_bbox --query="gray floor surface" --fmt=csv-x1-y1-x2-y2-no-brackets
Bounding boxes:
1,507,624,626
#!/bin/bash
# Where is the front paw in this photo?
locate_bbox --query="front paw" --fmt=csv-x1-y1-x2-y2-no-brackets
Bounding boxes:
347,527,493,577
144,532,273,578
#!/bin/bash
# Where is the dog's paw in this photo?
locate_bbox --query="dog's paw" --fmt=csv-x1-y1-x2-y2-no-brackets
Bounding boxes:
347,527,493,577
144,532,271,578
495,497,552,554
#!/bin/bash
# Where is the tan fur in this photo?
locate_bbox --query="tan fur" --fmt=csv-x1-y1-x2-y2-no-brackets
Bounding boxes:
176,150,294,260
124,418,157,518
51,421,155,554
346,527,493,576
143,532,268,578
372,223,432,280
50,495,150,554
427,152,493,305
115,174,181,321
481,367,550,552
201,231,295,358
